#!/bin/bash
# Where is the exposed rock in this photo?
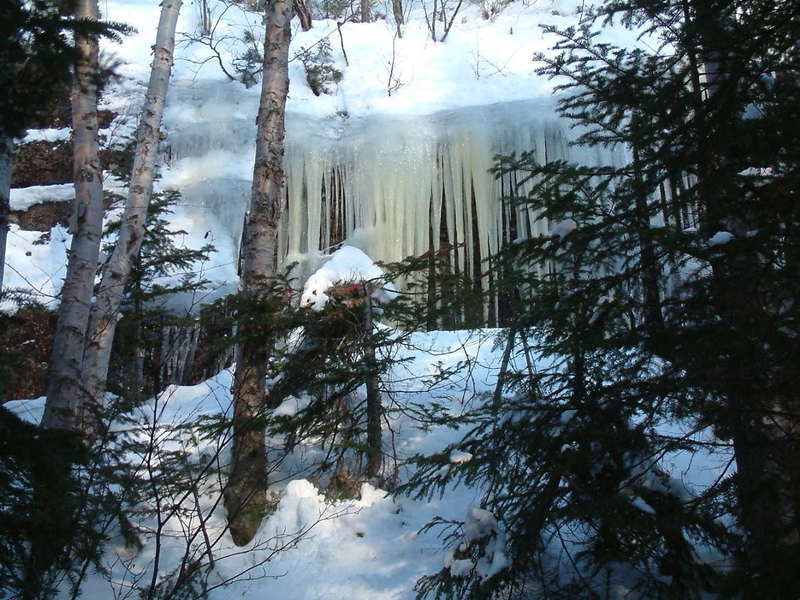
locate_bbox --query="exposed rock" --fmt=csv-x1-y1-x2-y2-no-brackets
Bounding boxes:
11,139,72,187
9,200,71,231
0,307,56,402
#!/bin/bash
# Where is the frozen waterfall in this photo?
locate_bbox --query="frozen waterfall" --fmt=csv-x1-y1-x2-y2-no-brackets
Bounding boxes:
162,81,617,320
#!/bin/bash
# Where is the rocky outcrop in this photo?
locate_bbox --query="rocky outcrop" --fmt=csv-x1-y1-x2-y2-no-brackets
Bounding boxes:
0,307,56,401
11,139,73,188
9,199,72,231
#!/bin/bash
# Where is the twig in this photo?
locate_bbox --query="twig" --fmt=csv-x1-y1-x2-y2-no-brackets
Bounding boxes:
336,20,350,66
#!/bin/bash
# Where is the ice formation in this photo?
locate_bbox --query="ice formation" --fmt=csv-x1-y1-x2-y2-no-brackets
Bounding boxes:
163,82,622,316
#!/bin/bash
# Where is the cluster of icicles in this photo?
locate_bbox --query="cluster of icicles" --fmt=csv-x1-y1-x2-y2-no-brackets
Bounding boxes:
164,85,615,322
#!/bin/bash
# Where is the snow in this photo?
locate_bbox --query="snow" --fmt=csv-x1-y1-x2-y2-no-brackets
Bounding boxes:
9,183,74,211
18,127,71,143
463,506,498,544
8,0,640,308
4,396,46,424
2,224,70,308
1,204,232,312
550,217,578,238
4,323,730,599
273,393,313,417
2,3,732,598
300,245,397,310
41,329,503,600
449,449,474,464
97,0,604,120
630,496,656,515
91,0,634,304
707,231,734,246
458,506,508,580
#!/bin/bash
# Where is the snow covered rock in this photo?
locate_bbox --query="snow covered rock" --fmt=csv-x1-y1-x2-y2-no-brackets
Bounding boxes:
300,245,397,311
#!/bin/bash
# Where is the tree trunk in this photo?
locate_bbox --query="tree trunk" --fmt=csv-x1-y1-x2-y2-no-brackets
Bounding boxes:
360,0,371,22
0,133,11,292
295,0,312,31
363,293,382,479
199,0,211,35
225,0,292,547
392,0,404,37
631,141,664,333
683,1,799,586
82,0,182,415
42,0,104,433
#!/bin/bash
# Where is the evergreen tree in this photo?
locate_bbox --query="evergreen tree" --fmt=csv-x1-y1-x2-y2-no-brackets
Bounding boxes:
405,1,800,598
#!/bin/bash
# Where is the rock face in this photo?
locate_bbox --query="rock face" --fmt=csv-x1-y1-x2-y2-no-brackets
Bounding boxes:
11,139,73,188
9,200,71,231
0,307,56,401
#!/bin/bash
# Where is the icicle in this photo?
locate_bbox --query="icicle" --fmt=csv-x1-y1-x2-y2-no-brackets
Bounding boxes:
164,90,627,322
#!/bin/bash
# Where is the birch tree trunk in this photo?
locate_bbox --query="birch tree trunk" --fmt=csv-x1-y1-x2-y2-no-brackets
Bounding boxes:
42,0,104,433
224,0,292,547
0,133,11,292
82,0,182,413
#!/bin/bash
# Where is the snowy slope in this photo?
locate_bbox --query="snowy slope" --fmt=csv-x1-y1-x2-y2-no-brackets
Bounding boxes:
103,0,592,118
7,324,726,599
8,328,506,599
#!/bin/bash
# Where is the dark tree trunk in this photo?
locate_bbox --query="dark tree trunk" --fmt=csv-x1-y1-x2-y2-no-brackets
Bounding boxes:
363,293,382,479
682,0,799,585
0,133,11,293
295,0,312,31
393,0,404,37
631,141,664,333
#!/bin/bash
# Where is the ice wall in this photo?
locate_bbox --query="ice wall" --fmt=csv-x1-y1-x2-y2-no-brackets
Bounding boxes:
163,82,616,313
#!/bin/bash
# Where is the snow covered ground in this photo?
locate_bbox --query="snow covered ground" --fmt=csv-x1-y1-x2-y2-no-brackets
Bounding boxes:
9,328,506,600
7,326,728,599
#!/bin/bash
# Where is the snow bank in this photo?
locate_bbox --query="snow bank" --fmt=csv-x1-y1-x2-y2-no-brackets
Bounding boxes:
9,183,74,211
18,127,71,144
2,224,70,308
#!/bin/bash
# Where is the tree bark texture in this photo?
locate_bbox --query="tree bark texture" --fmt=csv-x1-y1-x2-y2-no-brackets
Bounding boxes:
294,0,312,31
0,133,11,292
42,0,104,433
392,0,404,37
360,0,371,22
631,142,664,332
225,0,292,547
82,0,182,414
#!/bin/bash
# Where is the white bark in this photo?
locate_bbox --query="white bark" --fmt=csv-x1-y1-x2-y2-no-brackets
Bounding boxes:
225,0,292,547
0,134,11,292
82,0,182,409
42,0,105,432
